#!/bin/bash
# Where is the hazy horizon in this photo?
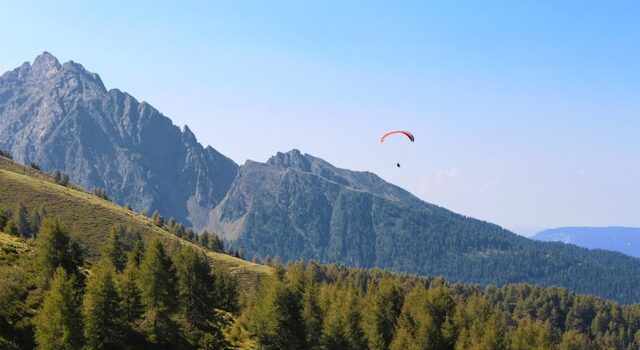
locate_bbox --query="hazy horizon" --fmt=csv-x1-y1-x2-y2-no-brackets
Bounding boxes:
1,1,638,231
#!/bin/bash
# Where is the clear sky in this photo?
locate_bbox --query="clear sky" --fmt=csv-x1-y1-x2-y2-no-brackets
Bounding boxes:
1,1,639,233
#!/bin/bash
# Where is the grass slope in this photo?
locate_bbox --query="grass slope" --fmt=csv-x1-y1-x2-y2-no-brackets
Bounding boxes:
0,232,31,267
0,156,271,288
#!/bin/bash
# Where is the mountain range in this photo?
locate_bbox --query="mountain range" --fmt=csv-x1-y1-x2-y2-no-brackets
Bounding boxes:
533,227,640,258
3,52,640,302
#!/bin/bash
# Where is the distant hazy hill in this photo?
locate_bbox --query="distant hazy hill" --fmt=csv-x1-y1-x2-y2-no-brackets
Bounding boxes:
5,53,640,303
533,227,640,258
0,52,238,229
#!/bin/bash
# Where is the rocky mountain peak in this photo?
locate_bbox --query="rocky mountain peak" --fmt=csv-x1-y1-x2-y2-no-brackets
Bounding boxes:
0,53,238,229
266,149,311,172
30,51,61,78
32,51,61,69
182,125,197,144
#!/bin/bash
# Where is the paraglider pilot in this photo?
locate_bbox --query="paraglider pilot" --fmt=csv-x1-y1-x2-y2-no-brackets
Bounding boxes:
380,130,414,169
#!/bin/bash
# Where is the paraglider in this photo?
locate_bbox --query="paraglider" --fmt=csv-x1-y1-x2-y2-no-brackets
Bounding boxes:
380,130,415,143
380,130,414,168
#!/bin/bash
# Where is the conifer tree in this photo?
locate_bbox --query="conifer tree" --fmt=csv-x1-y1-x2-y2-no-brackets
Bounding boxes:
31,206,46,238
0,205,10,232
138,239,178,346
118,258,144,325
362,277,405,350
15,203,31,238
117,239,145,343
254,280,307,350
61,173,70,186
273,256,283,268
199,230,210,248
390,284,456,350
35,218,84,289
101,225,127,272
173,246,214,327
128,239,144,268
560,330,595,350
0,267,30,348
322,306,350,350
209,233,224,252
151,211,164,227
453,295,507,350
343,288,368,350
301,278,323,349
34,268,83,350
83,261,126,349
52,170,62,184
0,148,12,159
174,224,186,238
211,265,238,312
456,314,507,350
4,219,18,236
186,228,195,241
321,287,367,350
174,246,229,347
118,263,144,324
510,317,553,350
565,298,597,335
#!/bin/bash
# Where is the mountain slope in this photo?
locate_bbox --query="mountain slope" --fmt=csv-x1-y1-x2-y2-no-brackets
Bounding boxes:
211,149,640,303
4,54,640,303
534,227,640,258
0,155,271,286
0,52,238,229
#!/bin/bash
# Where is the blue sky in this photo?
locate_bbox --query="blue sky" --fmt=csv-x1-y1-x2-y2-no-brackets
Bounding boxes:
1,1,639,233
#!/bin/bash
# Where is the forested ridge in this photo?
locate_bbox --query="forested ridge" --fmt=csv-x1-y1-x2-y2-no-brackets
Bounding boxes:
3,217,640,349
215,151,640,304
238,260,640,350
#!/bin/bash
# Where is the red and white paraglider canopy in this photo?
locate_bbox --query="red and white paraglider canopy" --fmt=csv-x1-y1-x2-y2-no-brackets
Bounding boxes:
380,130,415,143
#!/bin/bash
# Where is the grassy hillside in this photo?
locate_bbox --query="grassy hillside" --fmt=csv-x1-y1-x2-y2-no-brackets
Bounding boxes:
0,231,31,266
0,156,271,288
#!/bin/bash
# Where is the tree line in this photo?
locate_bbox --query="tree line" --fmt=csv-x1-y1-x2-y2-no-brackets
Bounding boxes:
236,261,640,350
4,209,640,349
0,203,45,238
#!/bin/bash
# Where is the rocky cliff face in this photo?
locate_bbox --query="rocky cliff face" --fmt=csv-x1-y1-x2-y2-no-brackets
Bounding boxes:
0,52,238,228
